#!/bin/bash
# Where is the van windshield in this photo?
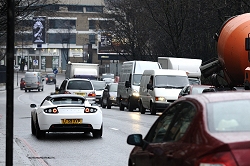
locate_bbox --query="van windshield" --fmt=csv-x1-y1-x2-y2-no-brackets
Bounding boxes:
155,75,189,88
133,74,142,85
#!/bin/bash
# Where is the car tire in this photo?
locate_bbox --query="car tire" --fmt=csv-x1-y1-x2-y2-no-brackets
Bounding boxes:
119,99,125,111
92,124,103,138
25,89,27,92
31,117,36,135
127,99,134,112
35,118,45,139
38,88,40,92
150,103,156,115
139,101,146,114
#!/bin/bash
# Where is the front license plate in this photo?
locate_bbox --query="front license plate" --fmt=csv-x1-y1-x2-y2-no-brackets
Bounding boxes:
74,92,86,96
61,119,82,124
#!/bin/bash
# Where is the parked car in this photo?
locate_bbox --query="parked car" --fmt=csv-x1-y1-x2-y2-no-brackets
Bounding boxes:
55,78,96,104
178,84,215,98
45,73,56,84
101,83,118,109
127,91,250,166
91,80,107,105
30,94,103,139
20,77,25,90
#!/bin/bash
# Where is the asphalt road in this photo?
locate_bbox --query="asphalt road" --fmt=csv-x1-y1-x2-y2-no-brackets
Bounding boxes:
0,72,160,166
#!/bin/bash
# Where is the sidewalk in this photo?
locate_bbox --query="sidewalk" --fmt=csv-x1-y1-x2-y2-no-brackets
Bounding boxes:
0,73,33,165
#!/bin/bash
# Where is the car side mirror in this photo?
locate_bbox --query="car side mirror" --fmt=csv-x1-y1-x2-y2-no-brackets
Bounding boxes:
125,81,131,88
30,104,37,108
127,134,149,150
55,87,60,91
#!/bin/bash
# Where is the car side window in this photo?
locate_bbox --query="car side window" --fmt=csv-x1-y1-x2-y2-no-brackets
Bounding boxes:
145,104,181,143
145,102,196,143
164,102,196,141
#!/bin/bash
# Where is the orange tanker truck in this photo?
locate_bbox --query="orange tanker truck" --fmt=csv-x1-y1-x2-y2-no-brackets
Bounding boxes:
200,13,250,90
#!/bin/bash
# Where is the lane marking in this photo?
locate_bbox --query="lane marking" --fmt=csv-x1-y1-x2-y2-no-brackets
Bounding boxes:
110,128,119,130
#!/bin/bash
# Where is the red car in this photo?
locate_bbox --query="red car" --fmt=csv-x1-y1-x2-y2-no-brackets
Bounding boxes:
20,77,25,90
127,91,250,166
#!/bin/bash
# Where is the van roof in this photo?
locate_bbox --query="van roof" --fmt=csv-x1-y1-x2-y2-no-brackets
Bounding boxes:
143,69,188,76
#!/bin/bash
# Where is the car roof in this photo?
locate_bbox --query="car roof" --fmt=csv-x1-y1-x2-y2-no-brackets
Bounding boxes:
179,91,250,103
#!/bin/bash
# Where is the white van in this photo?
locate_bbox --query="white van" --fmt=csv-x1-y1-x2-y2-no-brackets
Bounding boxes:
139,69,189,115
117,61,162,111
25,72,44,92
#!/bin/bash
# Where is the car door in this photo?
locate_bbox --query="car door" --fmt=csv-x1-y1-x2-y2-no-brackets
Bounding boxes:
131,101,197,166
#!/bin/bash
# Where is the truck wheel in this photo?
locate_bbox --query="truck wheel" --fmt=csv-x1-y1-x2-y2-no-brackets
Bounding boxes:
119,98,125,111
139,101,146,114
150,103,156,115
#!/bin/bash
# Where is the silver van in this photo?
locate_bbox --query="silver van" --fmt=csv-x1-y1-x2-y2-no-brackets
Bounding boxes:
25,72,44,92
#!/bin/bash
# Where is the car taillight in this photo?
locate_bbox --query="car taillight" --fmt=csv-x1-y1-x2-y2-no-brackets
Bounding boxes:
196,152,237,166
46,78,48,80
44,107,58,114
88,91,96,97
84,107,97,113
64,91,71,94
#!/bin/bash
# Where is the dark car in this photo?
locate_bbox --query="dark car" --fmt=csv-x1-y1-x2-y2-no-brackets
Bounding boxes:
20,77,25,90
101,83,118,109
178,84,215,98
127,91,250,166
45,73,56,84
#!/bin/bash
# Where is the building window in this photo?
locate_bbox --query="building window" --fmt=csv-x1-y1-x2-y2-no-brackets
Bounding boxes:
44,5,59,11
68,5,83,12
89,34,95,44
89,20,96,30
48,33,76,44
49,19,76,29
86,6,103,13
15,33,33,42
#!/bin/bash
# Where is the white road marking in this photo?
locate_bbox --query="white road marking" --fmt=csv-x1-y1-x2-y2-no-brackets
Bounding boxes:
110,128,119,131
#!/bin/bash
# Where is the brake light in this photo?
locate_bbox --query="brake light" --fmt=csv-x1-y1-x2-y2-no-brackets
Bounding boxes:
88,92,96,97
44,107,59,114
196,152,237,166
46,78,48,80
64,91,71,94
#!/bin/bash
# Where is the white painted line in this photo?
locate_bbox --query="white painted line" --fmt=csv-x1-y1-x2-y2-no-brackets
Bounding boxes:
17,94,26,104
110,128,119,131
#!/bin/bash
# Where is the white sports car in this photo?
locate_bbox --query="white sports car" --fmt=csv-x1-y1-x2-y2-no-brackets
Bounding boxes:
30,94,103,139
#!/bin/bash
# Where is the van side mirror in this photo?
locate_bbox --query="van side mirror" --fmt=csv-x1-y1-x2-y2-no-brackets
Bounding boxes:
147,83,153,90
125,81,131,88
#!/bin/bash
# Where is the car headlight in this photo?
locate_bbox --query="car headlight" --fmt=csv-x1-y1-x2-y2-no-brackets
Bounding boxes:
44,107,59,114
84,107,97,113
109,96,116,100
155,97,166,102
132,90,139,97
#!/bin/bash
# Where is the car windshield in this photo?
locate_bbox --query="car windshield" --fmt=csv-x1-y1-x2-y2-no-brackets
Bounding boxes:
133,74,142,85
92,81,106,90
109,84,118,92
207,99,250,132
50,97,85,105
67,80,93,90
155,75,189,88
